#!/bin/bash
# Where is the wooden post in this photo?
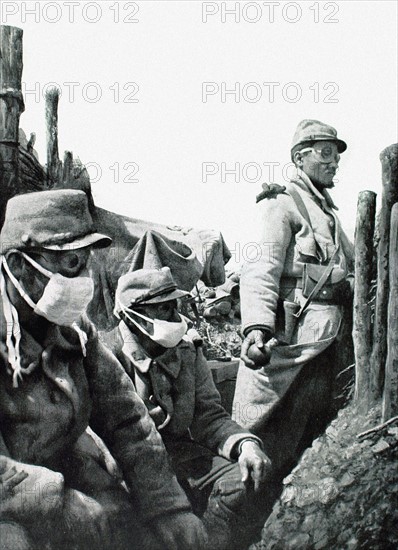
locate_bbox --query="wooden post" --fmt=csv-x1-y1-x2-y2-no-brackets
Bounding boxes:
61,150,74,187
370,144,398,399
0,25,24,229
382,202,398,421
45,86,61,187
353,190,377,411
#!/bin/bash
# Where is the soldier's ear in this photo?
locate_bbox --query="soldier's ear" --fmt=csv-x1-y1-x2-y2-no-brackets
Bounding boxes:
293,151,304,167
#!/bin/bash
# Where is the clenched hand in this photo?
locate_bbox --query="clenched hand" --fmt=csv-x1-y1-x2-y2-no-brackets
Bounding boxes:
241,329,271,368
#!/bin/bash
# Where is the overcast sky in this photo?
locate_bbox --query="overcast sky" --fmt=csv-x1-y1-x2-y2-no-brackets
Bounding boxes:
2,0,397,267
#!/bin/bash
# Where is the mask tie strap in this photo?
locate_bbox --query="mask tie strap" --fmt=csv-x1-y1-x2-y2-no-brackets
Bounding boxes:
0,261,37,387
1,255,37,311
115,300,153,339
19,251,53,279
72,322,88,357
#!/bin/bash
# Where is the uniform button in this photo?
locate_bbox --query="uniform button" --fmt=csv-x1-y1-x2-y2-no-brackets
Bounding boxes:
329,221,334,227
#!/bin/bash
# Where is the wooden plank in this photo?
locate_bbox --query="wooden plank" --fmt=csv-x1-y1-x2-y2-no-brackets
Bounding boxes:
353,190,376,411
0,25,24,228
370,144,398,398
209,359,239,383
45,87,61,187
382,202,398,420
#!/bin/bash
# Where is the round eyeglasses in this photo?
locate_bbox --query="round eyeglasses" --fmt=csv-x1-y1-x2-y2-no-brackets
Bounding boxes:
300,145,340,164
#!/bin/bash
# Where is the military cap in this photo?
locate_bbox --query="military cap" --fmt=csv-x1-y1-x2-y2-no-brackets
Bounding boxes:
0,189,111,254
115,267,190,312
291,119,347,154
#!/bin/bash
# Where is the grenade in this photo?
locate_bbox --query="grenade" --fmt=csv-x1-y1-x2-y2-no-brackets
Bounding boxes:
246,338,278,369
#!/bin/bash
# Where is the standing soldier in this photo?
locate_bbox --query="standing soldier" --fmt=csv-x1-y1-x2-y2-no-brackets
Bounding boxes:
233,120,354,476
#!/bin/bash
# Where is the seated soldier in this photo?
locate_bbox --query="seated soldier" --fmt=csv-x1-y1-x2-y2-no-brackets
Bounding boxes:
0,190,207,550
106,267,274,550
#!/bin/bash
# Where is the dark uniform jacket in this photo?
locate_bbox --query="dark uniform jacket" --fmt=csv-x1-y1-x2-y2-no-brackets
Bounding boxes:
102,323,259,464
0,303,191,522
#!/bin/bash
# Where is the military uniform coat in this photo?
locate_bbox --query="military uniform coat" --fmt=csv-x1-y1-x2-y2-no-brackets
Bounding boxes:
102,322,259,466
0,304,191,526
232,170,354,430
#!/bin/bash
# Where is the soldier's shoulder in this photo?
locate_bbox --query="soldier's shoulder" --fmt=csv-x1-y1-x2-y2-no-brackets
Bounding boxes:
256,183,288,204
98,326,121,352
181,329,202,352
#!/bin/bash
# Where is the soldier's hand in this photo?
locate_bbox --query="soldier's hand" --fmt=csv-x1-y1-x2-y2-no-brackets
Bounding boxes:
0,455,29,496
0,455,64,521
238,441,272,492
152,511,208,550
241,329,270,368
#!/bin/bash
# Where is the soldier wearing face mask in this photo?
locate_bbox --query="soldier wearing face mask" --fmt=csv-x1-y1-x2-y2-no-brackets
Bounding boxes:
0,190,208,550
105,267,275,550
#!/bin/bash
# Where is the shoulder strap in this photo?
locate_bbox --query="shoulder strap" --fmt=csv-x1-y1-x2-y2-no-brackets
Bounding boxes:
294,246,339,320
285,181,336,260
284,182,312,228
284,182,341,319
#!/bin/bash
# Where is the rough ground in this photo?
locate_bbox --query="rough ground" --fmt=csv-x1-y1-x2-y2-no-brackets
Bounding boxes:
189,283,242,360
251,403,398,550
198,318,242,360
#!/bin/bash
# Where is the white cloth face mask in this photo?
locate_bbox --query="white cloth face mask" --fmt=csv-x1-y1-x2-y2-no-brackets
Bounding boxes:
3,252,94,326
120,303,187,348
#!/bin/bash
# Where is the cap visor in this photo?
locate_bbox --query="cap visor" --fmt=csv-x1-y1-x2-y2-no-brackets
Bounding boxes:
42,232,112,251
312,138,347,153
143,288,191,304
205,288,232,306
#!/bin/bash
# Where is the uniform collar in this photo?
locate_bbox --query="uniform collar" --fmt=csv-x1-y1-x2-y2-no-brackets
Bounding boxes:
118,320,183,379
119,320,152,373
293,169,338,211
0,294,84,385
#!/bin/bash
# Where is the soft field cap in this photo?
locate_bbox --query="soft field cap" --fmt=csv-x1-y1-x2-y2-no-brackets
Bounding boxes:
115,267,190,312
0,189,111,253
291,119,347,153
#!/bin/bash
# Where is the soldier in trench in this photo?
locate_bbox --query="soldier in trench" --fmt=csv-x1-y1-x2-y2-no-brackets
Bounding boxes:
0,189,207,550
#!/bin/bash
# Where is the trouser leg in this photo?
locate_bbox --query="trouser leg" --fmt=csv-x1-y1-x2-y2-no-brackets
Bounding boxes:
34,447,158,550
175,453,281,550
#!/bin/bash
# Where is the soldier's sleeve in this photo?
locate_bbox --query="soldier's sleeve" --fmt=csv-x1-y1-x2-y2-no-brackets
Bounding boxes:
81,317,192,522
190,345,261,459
240,194,294,336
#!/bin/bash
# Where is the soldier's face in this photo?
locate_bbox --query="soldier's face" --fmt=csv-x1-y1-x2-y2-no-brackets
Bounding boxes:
28,247,91,278
124,299,180,337
135,300,179,322
6,247,92,304
299,141,340,188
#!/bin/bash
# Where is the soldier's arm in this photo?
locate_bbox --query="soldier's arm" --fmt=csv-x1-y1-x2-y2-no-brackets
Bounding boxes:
189,344,262,458
240,195,294,336
82,318,192,522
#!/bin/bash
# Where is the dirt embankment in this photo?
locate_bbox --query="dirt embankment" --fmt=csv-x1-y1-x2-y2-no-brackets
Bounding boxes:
252,404,398,550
